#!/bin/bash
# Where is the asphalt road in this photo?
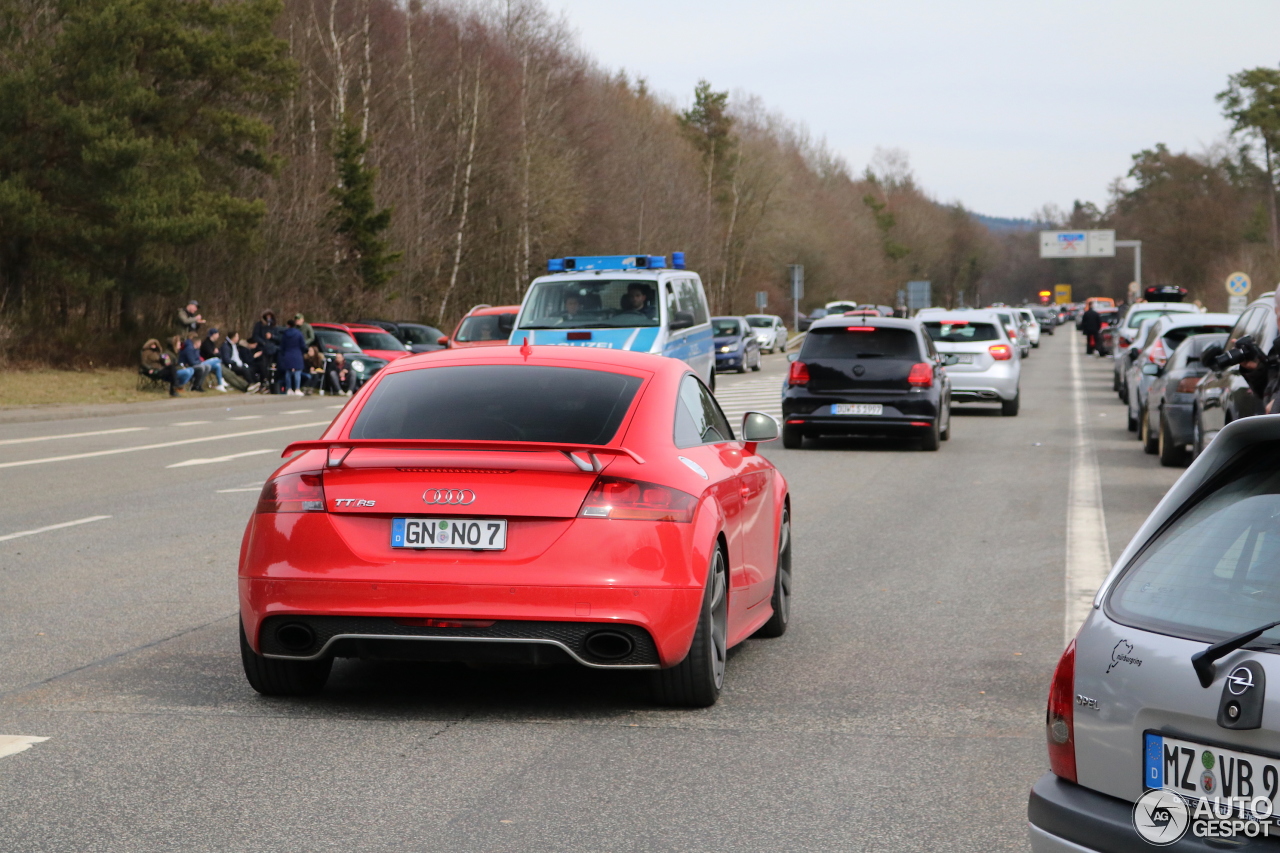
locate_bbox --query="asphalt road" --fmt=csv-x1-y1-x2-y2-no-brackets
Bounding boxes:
0,332,1179,852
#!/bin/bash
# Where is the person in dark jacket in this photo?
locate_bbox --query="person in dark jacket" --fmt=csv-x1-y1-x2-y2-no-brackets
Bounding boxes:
251,310,279,391
278,319,307,396
1079,306,1102,355
177,300,204,334
177,334,226,392
303,344,326,393
219,331,260,391
324,352,354,395
140,339,181,397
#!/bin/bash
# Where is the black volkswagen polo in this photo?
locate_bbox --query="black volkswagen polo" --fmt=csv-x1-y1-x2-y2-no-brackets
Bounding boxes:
782,316,951,450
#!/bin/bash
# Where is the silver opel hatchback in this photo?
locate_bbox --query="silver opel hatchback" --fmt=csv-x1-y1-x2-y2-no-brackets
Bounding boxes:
1030,416,1280,850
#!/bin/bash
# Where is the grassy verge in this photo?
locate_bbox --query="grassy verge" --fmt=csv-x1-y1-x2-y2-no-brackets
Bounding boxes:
0,368,166,408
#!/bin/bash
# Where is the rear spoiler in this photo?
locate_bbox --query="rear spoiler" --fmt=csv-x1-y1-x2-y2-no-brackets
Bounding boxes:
281,439,645,472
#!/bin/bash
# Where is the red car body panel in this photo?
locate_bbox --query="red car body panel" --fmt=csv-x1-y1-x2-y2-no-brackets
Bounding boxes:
313,322,411,363
443,305,521,348
238,346,788,668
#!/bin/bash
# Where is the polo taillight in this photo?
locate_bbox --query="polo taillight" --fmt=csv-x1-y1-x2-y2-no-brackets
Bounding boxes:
788,361,810,386
257,472,326,513
1046,639,1077,783
907,362,933,388
989,344,1013,361
578,476,697,522
1177,375,1202,393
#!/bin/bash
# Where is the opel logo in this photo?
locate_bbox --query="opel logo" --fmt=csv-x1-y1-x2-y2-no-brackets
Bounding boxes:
1228,665,1255,695
423,488,476,505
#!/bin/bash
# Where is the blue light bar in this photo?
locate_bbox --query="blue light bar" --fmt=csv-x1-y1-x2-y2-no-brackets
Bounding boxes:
544,254,668,272
671,251,685,270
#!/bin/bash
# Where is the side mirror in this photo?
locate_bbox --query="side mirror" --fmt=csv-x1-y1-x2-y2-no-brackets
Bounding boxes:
741,412,779,451
1201,344,1224,369
1141,363,1161,376
437,335,449,346
668,312,695,330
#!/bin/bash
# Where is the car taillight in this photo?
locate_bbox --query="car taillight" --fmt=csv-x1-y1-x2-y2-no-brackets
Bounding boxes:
257,472,326,513
1046,639,1077,783
907,362,933,387
989,344,1012,360
788,361,810,386
1148,340,1168,366
578,476,697,522
1176,375,1201,393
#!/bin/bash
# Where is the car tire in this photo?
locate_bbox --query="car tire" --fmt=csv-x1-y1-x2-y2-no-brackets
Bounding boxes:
1158,412,1187,467
750,353,761,371
1141,406,1158,454
920,418,941,451
736,360,747,373
940,405,951,441
651,547,727,708
781,424,803,449
1127,410,1138,432
239,621,332,697
753,507,792,639
708,372,716,394
1001,391,1020,417
1192,411,1204,460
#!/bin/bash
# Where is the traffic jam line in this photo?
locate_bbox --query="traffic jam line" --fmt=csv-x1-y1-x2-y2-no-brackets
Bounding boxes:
169,449,278,468
0,421,330,470
0,515,111,543
0,736,48,760
0,427,147,446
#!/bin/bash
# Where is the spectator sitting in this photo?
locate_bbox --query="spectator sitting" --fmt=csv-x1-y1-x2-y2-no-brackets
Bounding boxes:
177,300,204,334
169,335,206,391
140,338,180,397
278,318,306,396
219,331,260,392
324,352,354,396
176,334,226,392
303,344,325,394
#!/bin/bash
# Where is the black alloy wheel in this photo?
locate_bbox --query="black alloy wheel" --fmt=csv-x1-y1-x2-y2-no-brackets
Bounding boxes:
239,621,332,697
754,508,792,639
1141,406,1158,454
1158,411,1188,467
652,547,728,707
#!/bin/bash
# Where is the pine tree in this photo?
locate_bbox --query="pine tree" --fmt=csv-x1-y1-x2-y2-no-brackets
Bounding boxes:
329,121,400,292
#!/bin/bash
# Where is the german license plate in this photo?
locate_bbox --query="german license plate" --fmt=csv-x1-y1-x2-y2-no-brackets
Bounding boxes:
952,354,974,364
392,518,507,550
1145,731,1280,809
833,404,882,416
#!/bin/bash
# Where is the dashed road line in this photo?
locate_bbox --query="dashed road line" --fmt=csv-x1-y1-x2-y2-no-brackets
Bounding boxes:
282,409,315,415
0,427,148,446
0,421,329,470
0,736,48,759
227,415,263,421
168,448,278,468
1065,342,1111,645
0,516,111,543
171,421,211,426
215,487,262,493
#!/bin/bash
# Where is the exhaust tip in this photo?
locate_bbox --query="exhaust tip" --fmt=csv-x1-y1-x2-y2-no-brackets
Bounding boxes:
583,630,634,661
276,622,315,652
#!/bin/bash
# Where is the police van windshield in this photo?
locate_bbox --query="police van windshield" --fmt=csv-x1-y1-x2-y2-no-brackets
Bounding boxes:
520,280,660,329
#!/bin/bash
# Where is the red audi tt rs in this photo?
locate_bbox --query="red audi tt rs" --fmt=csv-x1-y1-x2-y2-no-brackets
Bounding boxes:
238,344,791,706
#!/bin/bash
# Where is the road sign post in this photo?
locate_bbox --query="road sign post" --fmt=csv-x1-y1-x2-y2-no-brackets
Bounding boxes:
788,265,804,331
755,291,768,311
1226,272,1251,314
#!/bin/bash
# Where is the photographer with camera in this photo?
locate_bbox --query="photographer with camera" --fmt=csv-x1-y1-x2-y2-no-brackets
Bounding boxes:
1211,301,1280,413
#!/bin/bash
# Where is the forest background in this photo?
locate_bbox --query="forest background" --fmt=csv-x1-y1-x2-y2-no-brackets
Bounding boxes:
2,0,1280,368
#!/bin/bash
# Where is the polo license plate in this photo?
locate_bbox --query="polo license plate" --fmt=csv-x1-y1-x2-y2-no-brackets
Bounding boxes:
951,354,974,364
833,404,882,416
392,518,507,550
1144,731,1280,813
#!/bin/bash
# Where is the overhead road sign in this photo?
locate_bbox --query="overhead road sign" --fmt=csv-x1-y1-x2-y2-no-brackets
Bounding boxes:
1039,230,1116,259
907,280,931,312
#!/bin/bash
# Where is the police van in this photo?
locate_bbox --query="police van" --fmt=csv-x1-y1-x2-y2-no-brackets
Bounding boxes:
510,253,716,387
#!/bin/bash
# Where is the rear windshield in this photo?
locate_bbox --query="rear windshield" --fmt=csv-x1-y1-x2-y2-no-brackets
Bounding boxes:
398,326,443,345
349,365,643,445
1126,309,1177,329
1107,442,1280,643
923,321,1000,343
801,326,920,359
353,331,407,352
1163,325,1233,348
457,314,514,343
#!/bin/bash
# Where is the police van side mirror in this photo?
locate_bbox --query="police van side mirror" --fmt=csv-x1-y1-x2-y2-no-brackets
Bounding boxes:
668,312,695,330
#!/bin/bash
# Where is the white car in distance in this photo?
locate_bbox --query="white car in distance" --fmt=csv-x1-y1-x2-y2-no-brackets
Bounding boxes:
745,314,788,353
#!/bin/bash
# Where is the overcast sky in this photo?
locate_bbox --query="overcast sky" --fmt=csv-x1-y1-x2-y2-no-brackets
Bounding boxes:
546,0,1280,219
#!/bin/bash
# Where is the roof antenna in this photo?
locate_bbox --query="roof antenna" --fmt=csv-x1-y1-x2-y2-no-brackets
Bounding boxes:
520,337,532,360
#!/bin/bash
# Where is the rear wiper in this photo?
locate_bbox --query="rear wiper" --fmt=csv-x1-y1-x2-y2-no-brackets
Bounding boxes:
1191,619,1280,687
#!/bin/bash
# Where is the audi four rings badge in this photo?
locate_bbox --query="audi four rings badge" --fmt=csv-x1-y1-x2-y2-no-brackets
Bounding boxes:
423,489,477,505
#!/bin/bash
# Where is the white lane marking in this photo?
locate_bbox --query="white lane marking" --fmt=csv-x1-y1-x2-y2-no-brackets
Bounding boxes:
326,405,344,409
0,427,148,447
282,409,314,415
227,415,262,421
168,449,278,468
171,420,211,426
0,516,111,543
0,736,49,759
1065,342,1112,645
0,421,329,470
215,487,262,493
